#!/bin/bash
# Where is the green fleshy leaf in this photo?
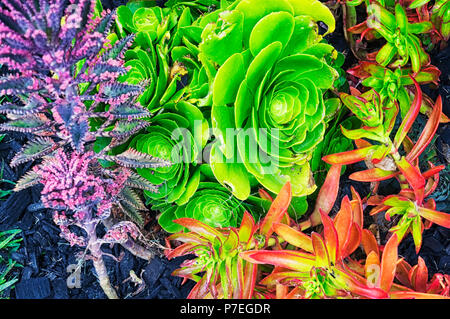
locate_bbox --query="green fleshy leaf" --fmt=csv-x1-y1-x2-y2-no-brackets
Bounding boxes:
235,0,294,46
210,142,251,200
213,53,246,106
199,10,244,65
249,11,295,57
288,0,335,34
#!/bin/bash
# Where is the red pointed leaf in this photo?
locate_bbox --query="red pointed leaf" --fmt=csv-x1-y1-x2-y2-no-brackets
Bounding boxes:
334,196,353,256
407,96,442,162
174,218,225,242
168,232,209,245
380,234,399,292
337,268,388,299
395,259,413,288
258,188,273,202
187,276,207,299
319,210,339,263
311,232,330,268
259,182,292,240
361,229,379,256
238,211,256,245
350,187,364,228
309,165,342,227
396,157,425,203
343,223,362,257
411,257,428,293
322,146,378,165
354,139,373,149
166,242,200,259
239,250,316,272
369,204,389,216
422,164,445,179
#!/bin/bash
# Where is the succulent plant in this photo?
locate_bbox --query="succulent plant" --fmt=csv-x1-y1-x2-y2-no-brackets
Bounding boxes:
113,3,192,112
324,80,450,253
0,0,165,171
166,182,292,299
127,101,208,214
366,3,433,73
14,148,157,299
241,195,390,299
0,0,173,299
157,181,251,233
347,61,440,118
310,115,359,187
192,0,340,201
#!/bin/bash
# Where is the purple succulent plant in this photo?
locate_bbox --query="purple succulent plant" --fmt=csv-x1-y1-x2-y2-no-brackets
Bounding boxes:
0,1,170,298
0,0,158,163
15,148,156,299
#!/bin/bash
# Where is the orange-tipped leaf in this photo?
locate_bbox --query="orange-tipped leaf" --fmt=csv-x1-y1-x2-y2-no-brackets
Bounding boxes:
309,164,342,227
380,234,399,292
259,182,292,241
273,223,314,253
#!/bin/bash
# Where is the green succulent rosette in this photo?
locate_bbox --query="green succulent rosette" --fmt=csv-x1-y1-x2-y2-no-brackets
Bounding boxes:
113,4,194,112
155,163,308,232
195,0,339,200
156,181,248,232
116,3,180,48
128,101,209,208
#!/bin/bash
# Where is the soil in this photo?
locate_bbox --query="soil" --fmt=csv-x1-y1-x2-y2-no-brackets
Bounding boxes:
0,0,448,299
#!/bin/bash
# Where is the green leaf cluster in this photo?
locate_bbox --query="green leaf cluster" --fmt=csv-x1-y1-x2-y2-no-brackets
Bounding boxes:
114,0,342,232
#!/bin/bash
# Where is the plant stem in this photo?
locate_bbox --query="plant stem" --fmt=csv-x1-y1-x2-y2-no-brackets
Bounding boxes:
121,239,154,261
92,255,119,299
85,220,119,299
103,218,154,261
343,4,366,60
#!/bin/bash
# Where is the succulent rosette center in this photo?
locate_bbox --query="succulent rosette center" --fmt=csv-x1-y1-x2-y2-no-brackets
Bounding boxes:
157,181,250,232
129,107,202,205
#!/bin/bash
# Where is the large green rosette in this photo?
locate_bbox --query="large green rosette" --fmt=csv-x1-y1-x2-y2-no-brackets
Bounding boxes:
196,0,339,201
